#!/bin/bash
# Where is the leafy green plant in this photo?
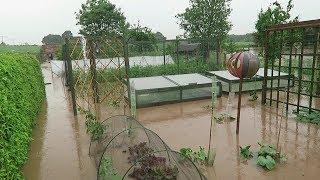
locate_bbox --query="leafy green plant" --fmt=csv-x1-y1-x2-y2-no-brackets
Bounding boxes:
240,145,253,159
257,155,276,171
86,120,106,141
256,143,286,171
99,156,121,180
179,146,208,165
0,52,45,179
79,108,106,141
293,108,320,125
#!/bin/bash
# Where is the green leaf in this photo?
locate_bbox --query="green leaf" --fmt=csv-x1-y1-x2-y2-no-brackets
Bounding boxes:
240,145,253,159
257,155,276,170
265,155,276,170
257,156,267,167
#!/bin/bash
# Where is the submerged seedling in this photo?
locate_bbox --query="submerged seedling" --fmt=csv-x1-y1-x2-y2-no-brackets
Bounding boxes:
179,146,211,165
256,142,287,171
293,108,320,125
240,145,253,160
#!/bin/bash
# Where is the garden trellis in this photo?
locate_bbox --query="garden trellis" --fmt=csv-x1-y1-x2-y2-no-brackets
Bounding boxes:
262,19,320,114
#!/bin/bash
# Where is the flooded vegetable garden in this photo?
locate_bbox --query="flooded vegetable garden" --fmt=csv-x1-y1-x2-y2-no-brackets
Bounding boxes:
23,20,320,180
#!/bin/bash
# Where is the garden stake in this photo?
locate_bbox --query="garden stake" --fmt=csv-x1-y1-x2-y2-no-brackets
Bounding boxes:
236,77,243,134
207,76,218,166
276,104,284,151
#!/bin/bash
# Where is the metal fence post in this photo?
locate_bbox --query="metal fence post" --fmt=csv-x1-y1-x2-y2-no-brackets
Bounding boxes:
65,38,77,116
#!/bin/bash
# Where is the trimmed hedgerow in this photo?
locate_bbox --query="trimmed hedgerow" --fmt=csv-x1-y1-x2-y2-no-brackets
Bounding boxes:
0,53,45,179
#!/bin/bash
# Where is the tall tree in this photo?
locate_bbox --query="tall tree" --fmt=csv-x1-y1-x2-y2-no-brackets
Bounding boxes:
128,23,157,52
177,0,232,64
255,0,297,48
76,0,129,39
42,34,63,45
62,30,73,39
155,32,166,41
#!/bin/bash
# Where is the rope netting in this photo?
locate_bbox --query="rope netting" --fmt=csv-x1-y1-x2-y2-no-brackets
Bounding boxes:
89,115,204,180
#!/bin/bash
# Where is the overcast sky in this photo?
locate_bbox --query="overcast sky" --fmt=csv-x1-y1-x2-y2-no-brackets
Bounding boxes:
0,0,319,45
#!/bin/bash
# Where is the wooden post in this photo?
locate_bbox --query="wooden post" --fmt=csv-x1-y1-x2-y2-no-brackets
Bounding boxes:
123,39,131,108
207,75,218,166
262,30,270,104
176,40,180,74
236,77,243,134
63,45,69,86
64,38,77,116
87,38,100,119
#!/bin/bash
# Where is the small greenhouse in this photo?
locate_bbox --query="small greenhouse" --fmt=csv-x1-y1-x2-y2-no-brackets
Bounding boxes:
207,68,294,93
128,73,222,108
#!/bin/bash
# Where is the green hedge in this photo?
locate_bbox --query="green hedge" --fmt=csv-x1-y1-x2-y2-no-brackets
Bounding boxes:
0,53,45,179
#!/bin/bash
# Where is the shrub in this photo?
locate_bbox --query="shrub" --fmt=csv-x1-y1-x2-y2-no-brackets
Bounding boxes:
0,53,45,179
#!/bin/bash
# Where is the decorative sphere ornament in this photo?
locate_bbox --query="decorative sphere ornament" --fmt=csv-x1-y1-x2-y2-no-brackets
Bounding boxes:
225,51,260,79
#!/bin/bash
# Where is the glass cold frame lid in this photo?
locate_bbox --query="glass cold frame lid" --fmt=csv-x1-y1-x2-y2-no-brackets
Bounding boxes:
209,68,289,81
165,73,212,86
129,76,178,91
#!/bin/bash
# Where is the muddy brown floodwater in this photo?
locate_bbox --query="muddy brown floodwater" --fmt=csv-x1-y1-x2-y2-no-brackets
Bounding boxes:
23,62,320,180
23,62,96,180
138,96,320,180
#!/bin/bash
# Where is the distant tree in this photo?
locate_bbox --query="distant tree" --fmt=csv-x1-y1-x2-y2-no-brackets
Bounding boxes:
155,32,166,41
128,24,156,52
254,0,298,48
228,33,255,43
42,34,63,45
223,38,237,54
177,0,232,64
62,31,73,39
76,0,129,39
128,24,156,42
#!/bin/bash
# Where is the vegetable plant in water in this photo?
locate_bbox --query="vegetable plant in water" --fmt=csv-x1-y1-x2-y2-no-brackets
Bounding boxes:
179,146,209,165
257,143,287,171
240,145,253,160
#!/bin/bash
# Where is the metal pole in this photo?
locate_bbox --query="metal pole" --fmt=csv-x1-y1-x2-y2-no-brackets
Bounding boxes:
65,38,77,116
236,77,243,134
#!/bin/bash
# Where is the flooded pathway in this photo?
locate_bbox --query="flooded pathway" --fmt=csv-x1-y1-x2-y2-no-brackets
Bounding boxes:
23,63,96,180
